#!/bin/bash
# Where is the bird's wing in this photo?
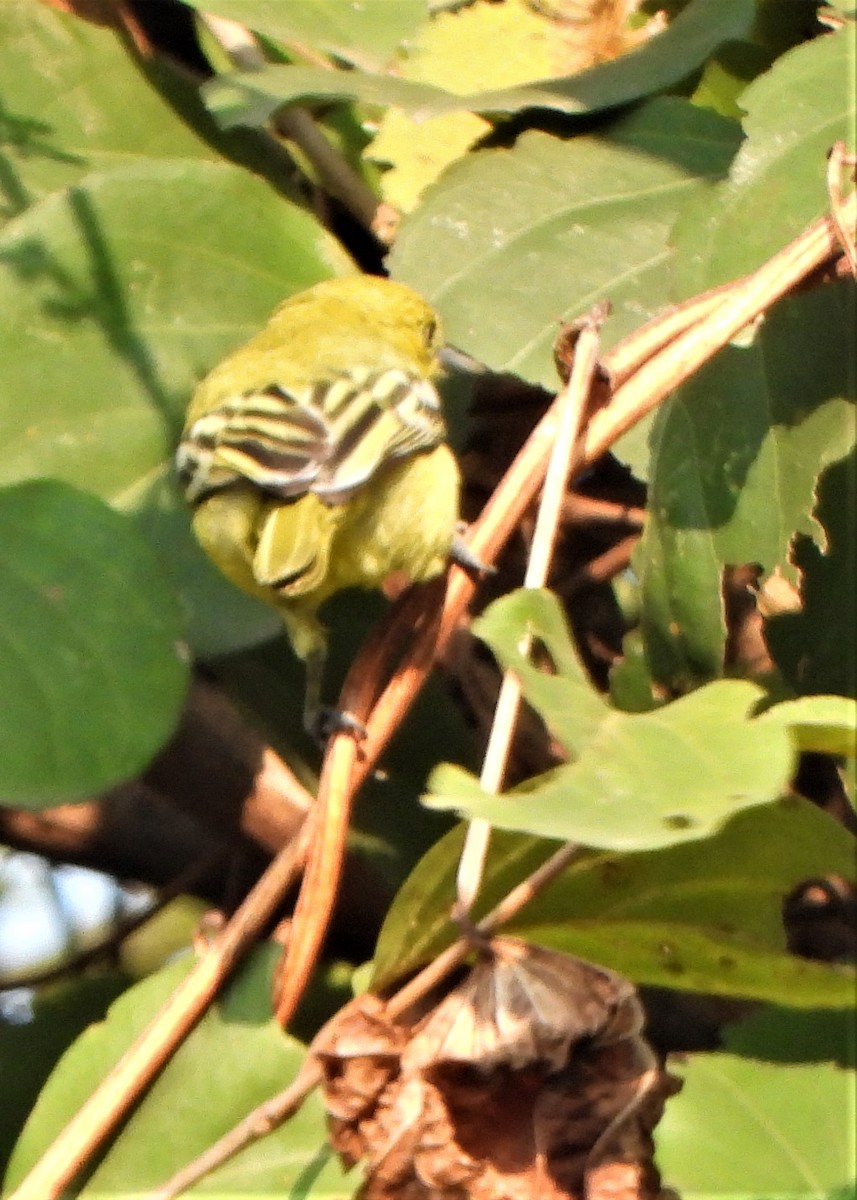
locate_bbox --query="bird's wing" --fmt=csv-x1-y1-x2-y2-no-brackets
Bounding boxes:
178,369,446,506
311,367,446,502
177,386,329,503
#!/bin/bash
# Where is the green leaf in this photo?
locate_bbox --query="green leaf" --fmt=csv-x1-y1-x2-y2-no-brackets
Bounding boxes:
373,800,857,1008
0,1,293,229
393,93,738,360
689,38,773,119
0,973,130,1182
638,283,856,688
674,28,857,293
0,481,188,805
0,4,210,221
366,0,582,212
389,98,742,476
633,504,725,688
0,158,353,656
759,694,857,758
723,1003,856,1066
609,626,661,713
657,1008,856,1196
426,679,795,850
205,0,754,121
4,949,351,1197
185,0,425,67
471,589,608,757
766,449,857,699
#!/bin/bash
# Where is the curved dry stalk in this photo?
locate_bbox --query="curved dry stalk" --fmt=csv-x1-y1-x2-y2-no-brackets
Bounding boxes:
455,305,608,919
271,189,857,1032
273,732,360,1024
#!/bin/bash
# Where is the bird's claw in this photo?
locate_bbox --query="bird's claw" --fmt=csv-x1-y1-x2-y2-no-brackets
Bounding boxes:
451,529,495,575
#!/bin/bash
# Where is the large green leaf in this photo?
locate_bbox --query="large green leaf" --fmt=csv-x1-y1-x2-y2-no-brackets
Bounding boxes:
0,158,353,655
673,27,857,293
0,481,188,806
372,800,857,1009
0,1,294,230
0,4,209,222
426,681,794,849
637,283,856,687
642,34,856,677
427,590,795,850
204,0,753,121
656,1007,856,1197
4,949,351,1197
185,0,425,67
390,97,741,475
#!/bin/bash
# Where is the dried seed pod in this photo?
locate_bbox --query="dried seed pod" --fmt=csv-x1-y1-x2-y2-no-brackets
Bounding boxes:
404,937,645,1075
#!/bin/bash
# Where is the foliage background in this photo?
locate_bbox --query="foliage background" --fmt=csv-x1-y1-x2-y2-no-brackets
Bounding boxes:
0,0,854,1196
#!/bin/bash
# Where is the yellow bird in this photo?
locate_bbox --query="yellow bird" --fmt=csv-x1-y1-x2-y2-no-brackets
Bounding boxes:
176,276,461,728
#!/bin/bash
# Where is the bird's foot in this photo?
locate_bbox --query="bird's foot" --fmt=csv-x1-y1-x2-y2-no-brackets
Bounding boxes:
311,706,368,745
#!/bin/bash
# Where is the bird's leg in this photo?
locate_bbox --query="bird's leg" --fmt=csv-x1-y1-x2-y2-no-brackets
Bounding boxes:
302,645,327,738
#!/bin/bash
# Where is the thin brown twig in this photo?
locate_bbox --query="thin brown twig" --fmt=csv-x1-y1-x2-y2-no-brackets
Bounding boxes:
602,281,740,387
562,494,646,527
150,1058,323,1200
203,13,396,243
562,532,641,592
454,305,608,919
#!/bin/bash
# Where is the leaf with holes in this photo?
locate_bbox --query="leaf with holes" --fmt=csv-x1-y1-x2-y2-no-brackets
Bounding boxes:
375,800,856,1009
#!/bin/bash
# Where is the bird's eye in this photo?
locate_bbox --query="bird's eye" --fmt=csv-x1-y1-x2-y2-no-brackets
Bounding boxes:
423,318,438,347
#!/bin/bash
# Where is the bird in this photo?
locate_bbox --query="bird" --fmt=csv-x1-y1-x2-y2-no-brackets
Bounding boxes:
176,275,461,730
